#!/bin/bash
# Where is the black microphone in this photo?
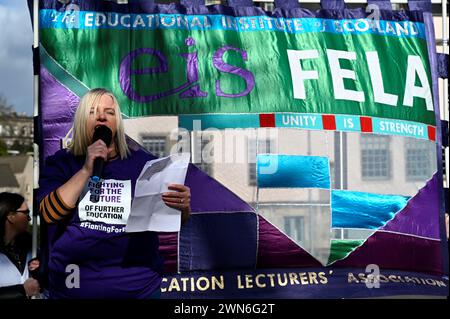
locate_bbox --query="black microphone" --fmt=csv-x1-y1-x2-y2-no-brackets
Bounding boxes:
91,125,112,182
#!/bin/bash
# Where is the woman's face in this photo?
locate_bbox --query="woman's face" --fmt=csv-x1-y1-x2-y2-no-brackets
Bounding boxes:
9,201,30,234
86,94,118,144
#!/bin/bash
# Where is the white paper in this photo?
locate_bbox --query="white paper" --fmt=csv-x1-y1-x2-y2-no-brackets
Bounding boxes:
125,153,190,232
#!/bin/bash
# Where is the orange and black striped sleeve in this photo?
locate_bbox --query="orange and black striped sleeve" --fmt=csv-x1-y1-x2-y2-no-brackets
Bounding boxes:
39,189,75,224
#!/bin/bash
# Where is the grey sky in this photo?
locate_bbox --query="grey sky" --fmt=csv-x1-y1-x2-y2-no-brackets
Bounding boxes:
0,0,33,115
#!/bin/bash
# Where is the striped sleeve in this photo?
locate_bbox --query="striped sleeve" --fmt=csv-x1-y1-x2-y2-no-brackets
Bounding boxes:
39,189,74,224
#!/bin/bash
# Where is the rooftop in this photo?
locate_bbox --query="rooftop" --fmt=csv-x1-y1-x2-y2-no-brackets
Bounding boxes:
0,155,31,174
0,163,19,188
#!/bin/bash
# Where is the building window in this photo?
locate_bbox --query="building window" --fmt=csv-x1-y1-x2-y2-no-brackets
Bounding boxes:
361,135,391,180
193,133,214,176
3,125,11,137
284,216,305,244
142,136,167,158
248,138,275,186
405,139,432,180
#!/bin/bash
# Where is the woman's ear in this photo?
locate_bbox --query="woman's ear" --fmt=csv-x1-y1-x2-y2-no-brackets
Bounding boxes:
6,213,15,224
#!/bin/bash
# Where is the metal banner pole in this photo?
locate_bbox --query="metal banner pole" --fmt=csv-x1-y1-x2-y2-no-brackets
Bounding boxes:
31,0,40,260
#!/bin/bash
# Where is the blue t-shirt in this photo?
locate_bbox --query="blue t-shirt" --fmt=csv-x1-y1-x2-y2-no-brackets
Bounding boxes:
38,148,163,299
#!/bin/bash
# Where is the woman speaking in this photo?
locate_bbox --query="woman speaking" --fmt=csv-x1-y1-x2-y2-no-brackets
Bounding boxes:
38,88,191,299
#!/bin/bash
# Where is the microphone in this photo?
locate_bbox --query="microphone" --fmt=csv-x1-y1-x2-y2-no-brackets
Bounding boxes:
91,125,112,182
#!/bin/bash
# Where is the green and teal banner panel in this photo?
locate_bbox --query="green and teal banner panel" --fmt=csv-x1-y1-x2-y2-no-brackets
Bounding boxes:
39,0,436,135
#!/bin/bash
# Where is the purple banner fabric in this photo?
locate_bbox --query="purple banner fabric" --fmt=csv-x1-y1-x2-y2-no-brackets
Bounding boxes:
380,174,440,239
40,65,78,118
257,216,322,268
422,6,448,275
158,232,178,273
408,0,432,12
180,0,205,6
333,232,443,275
185,165,255,213
179,212,258,271
40,66,79,160
367,0,392,10
227,0,253,7
274,0,300,9
320,0,345,10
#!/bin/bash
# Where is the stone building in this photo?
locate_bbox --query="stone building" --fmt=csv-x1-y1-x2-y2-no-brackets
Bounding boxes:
0,113,33,152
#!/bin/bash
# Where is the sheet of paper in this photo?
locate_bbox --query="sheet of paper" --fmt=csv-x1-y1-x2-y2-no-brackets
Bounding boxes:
125,153,190,232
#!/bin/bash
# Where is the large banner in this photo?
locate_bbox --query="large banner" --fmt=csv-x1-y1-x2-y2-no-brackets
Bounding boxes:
35,0,448,299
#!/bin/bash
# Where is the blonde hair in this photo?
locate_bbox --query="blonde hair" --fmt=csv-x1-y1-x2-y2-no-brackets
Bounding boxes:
68,88,130,159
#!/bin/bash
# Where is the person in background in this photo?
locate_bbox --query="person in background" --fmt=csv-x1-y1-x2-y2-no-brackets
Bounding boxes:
0,192,40,299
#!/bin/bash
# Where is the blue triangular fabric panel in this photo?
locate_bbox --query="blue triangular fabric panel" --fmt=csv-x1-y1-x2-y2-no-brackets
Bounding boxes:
332,190,410,229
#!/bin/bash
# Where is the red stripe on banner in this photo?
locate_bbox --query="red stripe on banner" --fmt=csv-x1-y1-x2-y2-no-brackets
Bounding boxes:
322,115,336,130
360,117,373,132
259,113,275,127
427,126,436,141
